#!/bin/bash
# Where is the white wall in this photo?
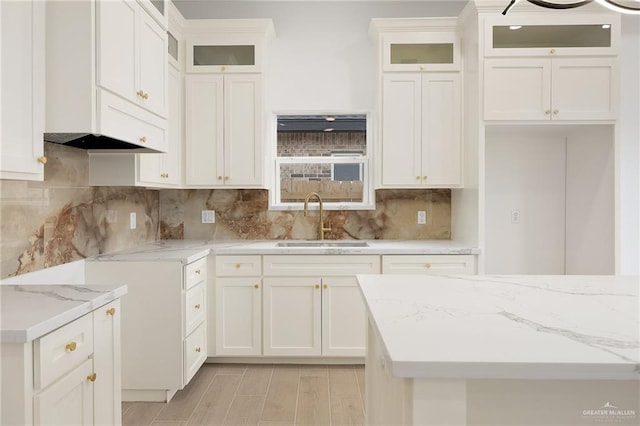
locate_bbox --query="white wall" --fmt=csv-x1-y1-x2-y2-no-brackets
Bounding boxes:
484,128,567,274
174,1,467,112
619,15,640,274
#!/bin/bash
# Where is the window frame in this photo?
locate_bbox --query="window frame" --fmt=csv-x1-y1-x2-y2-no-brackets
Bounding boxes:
269,112,374,211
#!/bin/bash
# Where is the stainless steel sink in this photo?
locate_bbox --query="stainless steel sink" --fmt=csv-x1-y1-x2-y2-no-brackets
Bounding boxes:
276,241,369,248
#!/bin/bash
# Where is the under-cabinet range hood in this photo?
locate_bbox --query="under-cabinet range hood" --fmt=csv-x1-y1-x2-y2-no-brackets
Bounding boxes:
44,133,163,153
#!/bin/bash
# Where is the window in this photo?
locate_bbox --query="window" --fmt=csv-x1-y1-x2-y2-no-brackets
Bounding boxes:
271,114,373,210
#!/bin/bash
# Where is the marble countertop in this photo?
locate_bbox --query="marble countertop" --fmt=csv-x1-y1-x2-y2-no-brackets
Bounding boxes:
1,284,128,343
87,239,480,263
357,274,639,380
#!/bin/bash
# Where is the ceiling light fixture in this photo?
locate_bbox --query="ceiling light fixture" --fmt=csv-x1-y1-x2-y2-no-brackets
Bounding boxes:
325,116,336,122
501,0,640,15
509,25,523,29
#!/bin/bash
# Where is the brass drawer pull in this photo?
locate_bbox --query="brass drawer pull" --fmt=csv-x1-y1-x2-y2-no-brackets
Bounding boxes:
139,136,147,143
194,304,201,310
65,341,77,352
195,269,201,275
195,347,201,353
87,373,97,382
37,156,47,164
106,307,116,316
425,263,432,269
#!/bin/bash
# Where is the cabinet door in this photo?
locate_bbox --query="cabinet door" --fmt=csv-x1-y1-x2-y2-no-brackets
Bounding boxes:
421,73,461,186
551,57,617,121
381,73,422,186
215,277,262,356
321,277,366,357
93,300,122,426
97,0,137,104
33,358,94,426
138,10,167,117
484,58,551,121
263,277,321,356
0,0,44,180
224,73,263,186
185,74,223,185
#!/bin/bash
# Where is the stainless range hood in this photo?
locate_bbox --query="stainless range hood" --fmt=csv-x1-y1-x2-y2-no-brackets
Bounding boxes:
44,133,164,153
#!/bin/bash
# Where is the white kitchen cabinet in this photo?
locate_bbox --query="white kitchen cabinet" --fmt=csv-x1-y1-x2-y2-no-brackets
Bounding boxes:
382,255,476,275
0,0,45,181
85,257,207,402
484,57,618,121
138,0,168,31
185,73,264,186
1,300,122,426
45,0,167,153
97,0,167,118
381,72,461,187
262,255,380,357
214,255,262,356
381,30,460,72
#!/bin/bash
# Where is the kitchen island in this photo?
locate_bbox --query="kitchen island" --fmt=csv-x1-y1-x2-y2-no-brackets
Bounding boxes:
357,274,639,425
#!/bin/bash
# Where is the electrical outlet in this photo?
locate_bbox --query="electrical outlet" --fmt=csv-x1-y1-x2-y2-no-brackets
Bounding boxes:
130,212,136,229
202,210,215,224
511,209,520,224
417,210,427,225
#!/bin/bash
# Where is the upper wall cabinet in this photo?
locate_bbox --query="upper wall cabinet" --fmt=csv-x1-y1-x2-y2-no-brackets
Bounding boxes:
45,0,168,153
185,20,275,74
0,0,45,181
371,18,463,189
482,13,620,122
138,0,168,30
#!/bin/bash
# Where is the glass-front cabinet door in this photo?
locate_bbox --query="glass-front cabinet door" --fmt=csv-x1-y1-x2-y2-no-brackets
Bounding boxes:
484,14,620,57
186,36,263,73
383,32,460,71
138,0,168,30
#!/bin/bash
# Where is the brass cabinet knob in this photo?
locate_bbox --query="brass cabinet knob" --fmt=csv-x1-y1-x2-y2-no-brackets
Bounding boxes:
420,65,425,71
545,110,551,115
195,347,201,353
37,156,47,164
217,176,223,180
235,263,240,269
142,92,149,100
323,284,328,289
139,136,147,143
553,109,559,115
416,176,421,180
550,49,556,54
423,176,428,181
87,373,97,382
106,307,116,316
221,66,226,72
425,263,432,269
65,341,77,352
195,269,201,274
254,284,259,289
224,176,229,181
136,90,144,98
160,173,169,178
315,284,320,289
194,304,201,309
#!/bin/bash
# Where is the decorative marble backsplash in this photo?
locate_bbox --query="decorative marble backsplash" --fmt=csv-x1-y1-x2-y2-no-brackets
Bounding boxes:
0,144,159,279
1,143,451,278
159,188,451,241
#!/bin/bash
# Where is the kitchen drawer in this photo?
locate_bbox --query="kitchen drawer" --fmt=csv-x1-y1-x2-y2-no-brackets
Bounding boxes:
98,89,167,152
185,257,207,290
183,323,206,386
263,255,381,276
216,255,262,276
382,255,475,275
34,313,94,390
184,282,206,336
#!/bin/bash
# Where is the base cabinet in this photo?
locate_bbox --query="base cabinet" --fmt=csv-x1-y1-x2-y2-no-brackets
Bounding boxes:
0,300,122,426
86,257,207,401
215,277,262,356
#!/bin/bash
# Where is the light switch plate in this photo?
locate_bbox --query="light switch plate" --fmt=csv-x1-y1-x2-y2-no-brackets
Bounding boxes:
130,212,136,229
417,211,427,225
511,209,520,224
202,210,215,224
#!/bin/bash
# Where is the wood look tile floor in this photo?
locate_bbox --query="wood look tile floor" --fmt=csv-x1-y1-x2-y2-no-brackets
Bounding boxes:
122,364,366,426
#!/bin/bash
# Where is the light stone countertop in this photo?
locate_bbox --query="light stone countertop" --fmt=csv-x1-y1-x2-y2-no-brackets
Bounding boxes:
357,274,640,380
1,284,128,343
87,239,480,264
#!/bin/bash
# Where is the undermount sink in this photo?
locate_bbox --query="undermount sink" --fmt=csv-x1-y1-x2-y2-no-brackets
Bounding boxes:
276,241,369,248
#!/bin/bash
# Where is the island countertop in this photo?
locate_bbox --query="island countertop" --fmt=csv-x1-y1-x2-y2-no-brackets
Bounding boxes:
1,284,128,343
357,274,639,380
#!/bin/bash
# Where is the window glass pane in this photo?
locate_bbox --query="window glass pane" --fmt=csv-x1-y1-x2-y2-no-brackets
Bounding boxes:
168,32,178,61
390,43,454,64
493,25,611,49
277,115,366,156
279,163,364,203
151,0,164,15
193,45,255,66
